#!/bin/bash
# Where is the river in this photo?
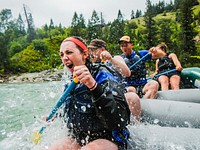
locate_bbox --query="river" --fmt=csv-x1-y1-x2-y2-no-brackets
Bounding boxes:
0,81,200,150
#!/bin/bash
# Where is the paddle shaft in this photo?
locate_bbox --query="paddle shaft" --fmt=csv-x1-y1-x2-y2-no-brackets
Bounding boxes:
46,79,77,121
129,53,149,69
155,69,176,78
147,69,177,80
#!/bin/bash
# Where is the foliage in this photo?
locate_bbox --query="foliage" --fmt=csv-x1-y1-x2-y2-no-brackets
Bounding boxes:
31,39,49,55
1,1,200,75
87,10,104,41
8,41,22,57
10,49,51,73
178,0,197,64
46,35,65,68
108,10,125,43
143,0,157,48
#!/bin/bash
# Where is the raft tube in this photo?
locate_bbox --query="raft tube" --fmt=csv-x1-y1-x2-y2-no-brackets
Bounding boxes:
181,67,200,88
127,124,200,150
140,99,200,128
157,89,200,103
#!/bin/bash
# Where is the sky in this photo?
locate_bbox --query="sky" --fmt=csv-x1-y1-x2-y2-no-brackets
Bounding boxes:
0,0,173,28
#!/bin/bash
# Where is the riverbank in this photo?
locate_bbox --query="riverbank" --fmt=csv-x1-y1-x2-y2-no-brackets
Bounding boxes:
0,68,64,84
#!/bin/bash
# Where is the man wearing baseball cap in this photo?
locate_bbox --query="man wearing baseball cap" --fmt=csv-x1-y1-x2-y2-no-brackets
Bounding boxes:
119,35,159,99
88,38,141,119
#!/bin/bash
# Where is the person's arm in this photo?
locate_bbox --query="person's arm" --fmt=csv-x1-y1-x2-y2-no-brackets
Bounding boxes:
169,53,183,71
155,59,159,74
151,59,159,78
100,51,131,77
111,55,131,77
138,50,152,61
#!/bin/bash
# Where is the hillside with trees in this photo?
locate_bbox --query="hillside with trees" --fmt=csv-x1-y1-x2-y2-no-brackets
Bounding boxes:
0,0,200,77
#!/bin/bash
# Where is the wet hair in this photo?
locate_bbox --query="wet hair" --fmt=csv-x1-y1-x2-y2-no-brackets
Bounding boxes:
63,36,88,53
156,42,168,53
88,39,107,49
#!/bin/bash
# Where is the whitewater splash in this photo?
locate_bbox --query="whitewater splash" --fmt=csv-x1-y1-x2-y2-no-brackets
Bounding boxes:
1,116,200,150
1,80,200,150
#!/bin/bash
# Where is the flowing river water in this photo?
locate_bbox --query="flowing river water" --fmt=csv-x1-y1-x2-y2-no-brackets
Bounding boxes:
0,80,200,150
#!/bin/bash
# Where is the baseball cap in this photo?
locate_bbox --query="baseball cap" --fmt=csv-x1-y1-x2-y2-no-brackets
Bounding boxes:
88,39,106,50
118,36,131,44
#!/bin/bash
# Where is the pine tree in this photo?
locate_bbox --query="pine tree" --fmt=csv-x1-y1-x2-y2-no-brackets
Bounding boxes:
157,19,172,48
131,10,135,19
178,0,197,63
16,14,26,35
70,12,86,38
23,5,36,43
143,0,157,48
49,18,55,29
87,10,102,41
109,10,125,43
0,9,12,32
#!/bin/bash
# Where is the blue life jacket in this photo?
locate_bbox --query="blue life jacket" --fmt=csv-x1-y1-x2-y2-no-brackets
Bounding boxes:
121,50,150,87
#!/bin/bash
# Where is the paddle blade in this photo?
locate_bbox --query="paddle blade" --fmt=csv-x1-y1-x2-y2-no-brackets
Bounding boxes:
32,131,42,144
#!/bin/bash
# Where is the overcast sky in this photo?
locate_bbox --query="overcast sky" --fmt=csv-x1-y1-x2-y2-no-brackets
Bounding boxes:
0,0,173,28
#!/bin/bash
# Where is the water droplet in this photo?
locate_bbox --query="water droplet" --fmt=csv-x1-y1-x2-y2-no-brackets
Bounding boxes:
49,92,56,98
112,91,118,96
121,118,124,122
81,106,86,112
153,119,159,124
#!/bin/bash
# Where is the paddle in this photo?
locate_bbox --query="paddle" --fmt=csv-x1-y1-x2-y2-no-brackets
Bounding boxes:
33,77,79,144
129,53,150,69
147,69,177,80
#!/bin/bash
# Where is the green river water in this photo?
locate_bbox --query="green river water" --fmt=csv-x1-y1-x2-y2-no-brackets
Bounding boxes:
0,81,200,150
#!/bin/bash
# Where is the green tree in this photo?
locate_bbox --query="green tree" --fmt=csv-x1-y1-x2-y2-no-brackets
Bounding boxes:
178,0,198,64
36,24,49,39
10,48,51,73
165,0,174,12
0,9,12,32
0,9,14,72
49,18,55,29
135,9,142,18
87,10,103,41
8,41,22,57
174,0,181,11
156,19,172,47
26,12,36,42
16,14,26,36
0,33,7,73
143,0,157,48
71,12,81,36
131,10,135,19
124,21,138,40
70,12,86,38
109,10,125,44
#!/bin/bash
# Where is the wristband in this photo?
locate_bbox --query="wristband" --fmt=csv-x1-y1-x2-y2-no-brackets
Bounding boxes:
89,82,97,90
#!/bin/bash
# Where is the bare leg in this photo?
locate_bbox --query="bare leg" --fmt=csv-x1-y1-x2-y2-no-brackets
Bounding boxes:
170,75,181,90
48,138,118,150
48,137,80,150
124,92,141,120
158,75,169,91
81,139,118,150
143,80,159,99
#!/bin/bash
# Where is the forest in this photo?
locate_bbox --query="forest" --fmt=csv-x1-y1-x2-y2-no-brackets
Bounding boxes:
0,0,200,76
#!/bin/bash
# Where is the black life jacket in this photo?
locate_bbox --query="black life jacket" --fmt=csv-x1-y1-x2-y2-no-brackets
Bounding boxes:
64,63,130,133
158,55,176,73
